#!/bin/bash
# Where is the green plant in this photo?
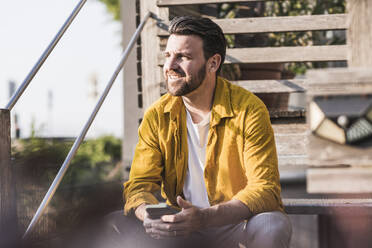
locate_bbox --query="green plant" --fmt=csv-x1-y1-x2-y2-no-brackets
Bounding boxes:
12,135,123,187
98,0,120,20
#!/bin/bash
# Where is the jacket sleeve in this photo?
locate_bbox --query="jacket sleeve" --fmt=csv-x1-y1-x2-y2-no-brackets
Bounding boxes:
233,102,283,215
123,108,163,215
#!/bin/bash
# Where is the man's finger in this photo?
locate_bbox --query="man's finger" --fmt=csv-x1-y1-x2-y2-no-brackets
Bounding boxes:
177,196,193,209
161,211,185,223
151,222,186,232
143,217,163,228
148,227,189,238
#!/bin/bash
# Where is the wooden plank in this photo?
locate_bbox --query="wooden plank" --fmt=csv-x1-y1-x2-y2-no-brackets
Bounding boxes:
308,134,372,167
141,0,163,110
347,0,372,67
157,0,261,6
269,108,306,118
234,79,306,93
121,0,143,166
275,133,307,157
225,45,348,64
307,68,372,85
284,198,372,215
307,167,372,193
273,123,308,167
158,14,347,36
0,109,18,247
158,45,348,65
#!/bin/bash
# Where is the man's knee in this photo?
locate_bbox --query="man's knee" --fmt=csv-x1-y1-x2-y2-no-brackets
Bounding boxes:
246,211,292,248
98,211,149,248
103,211,142,235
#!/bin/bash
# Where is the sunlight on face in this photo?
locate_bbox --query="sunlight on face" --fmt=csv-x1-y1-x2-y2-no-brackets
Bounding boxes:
163,35,207,96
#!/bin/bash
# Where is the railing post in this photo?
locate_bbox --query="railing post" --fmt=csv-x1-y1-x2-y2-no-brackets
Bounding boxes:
0,109,18,246
347,0,372,67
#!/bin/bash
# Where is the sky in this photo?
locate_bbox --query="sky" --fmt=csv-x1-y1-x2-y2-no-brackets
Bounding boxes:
0,0,123,138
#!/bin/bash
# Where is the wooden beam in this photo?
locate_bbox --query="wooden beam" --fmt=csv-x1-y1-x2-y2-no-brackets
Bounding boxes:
273,123,308,166
308,134,372,167
158,14,348,36
234,79,306,94
307,167,372,194
307,68,372,85
0,109,18,246
284,198,372,215
269,108,306,118
157,0,262,6
121,0,143,166
275,133,307,157
158,45,348,64
141,0,164,110
347,0,372,67
225,45,348,64
307,68,372,95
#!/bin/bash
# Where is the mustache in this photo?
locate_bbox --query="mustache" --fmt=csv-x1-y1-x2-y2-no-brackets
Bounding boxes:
167,69,185,77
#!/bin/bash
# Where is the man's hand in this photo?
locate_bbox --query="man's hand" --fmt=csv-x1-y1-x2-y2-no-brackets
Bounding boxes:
143,196,205,239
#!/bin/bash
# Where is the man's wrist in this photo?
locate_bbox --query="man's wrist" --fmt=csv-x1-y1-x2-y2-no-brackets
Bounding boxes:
135,203,147,221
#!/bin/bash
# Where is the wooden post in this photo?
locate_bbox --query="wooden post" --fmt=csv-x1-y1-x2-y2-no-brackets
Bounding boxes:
140,0,164,110
347,0,372,67
121,0,143,170
0,109,18,246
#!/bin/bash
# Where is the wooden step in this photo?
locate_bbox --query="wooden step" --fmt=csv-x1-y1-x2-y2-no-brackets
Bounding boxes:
158,14,347,36
308,167,372,194
269,108,306,118
157,0,260,6
158,45,348,65
233,79,306,94
273,123,308,167
284,198,372,215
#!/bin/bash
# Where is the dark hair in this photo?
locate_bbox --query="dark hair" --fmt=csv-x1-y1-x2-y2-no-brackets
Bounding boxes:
169,16,226,74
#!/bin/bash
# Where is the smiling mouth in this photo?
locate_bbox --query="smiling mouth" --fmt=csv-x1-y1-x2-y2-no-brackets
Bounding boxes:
167,70,185,80
168,74,184,80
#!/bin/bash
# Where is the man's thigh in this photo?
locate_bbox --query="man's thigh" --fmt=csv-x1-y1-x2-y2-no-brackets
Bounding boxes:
205,211,292,248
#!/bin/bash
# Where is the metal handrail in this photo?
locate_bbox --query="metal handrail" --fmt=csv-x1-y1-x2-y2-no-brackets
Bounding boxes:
23,11,152,239
6,0,87,111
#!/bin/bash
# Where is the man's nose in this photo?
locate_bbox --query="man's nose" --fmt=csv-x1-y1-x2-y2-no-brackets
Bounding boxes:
164,55,179,71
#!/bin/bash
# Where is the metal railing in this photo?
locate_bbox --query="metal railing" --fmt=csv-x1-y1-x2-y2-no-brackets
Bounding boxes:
23,11,151,238
3,0,152,239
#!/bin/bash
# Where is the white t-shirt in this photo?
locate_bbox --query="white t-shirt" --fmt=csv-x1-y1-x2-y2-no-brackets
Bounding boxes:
182,109,211,208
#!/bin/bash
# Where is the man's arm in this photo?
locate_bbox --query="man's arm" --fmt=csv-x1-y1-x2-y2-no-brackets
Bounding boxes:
124,108,163,215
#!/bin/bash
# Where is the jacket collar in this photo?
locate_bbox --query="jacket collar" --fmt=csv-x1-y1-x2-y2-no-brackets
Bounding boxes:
210,77,234,126
163,77,234,125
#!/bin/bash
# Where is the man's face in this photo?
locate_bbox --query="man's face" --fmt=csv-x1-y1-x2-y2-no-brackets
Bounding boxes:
163,34,207,96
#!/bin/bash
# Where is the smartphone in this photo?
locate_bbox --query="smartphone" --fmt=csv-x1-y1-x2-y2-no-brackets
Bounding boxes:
145,203,180,219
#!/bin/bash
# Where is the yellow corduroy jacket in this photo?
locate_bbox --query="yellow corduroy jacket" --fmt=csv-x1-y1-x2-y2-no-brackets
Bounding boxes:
124,77,283,215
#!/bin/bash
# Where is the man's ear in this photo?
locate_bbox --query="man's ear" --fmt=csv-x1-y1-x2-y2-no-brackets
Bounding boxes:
208,54,222,73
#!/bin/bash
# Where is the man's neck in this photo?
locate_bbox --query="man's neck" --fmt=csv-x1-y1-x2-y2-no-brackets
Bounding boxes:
182,76,216,124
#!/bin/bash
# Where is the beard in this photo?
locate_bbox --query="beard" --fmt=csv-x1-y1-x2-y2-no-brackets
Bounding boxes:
165,63,206,96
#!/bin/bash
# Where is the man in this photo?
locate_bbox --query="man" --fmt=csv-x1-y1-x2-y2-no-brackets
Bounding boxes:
106,16,291,248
